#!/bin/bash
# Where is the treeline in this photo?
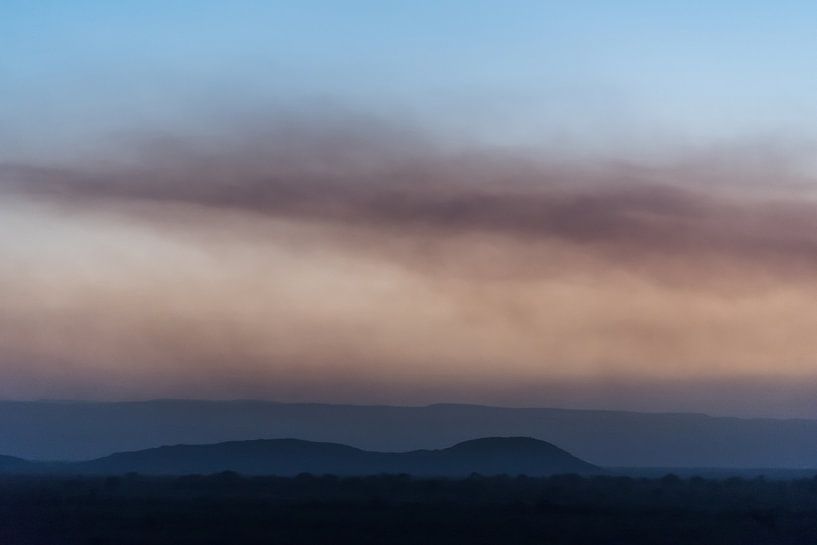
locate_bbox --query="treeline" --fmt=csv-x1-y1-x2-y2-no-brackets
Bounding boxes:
3,473,817,544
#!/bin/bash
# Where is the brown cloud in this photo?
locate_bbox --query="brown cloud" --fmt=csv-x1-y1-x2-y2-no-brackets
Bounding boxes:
3,119,817,281
2,116,817,413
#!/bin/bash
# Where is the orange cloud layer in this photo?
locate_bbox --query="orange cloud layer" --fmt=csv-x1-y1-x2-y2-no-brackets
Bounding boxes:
2,117,817,413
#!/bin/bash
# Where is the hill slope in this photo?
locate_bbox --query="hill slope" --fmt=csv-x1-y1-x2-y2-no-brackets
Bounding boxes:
74,436,598,476
0,454,31,471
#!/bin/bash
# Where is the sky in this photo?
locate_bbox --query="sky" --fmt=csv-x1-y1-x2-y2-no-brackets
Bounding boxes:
4,1,817,416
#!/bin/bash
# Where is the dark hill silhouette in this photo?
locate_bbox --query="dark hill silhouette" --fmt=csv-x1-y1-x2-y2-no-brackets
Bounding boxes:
415,437,595,475
72,436,598,476
76,439,370,476
0,454,30,471
6,400,817,467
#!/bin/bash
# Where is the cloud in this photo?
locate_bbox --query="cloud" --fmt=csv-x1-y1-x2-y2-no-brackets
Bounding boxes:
2,114,817,413
3,116,817,280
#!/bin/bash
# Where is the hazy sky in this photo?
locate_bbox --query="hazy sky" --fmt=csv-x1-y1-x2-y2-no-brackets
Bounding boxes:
4,1,817,416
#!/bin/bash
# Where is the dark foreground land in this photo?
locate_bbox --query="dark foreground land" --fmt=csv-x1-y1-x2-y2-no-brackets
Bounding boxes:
3,473,817,545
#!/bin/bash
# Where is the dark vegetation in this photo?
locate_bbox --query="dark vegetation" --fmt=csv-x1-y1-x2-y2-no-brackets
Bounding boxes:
3,473,817,544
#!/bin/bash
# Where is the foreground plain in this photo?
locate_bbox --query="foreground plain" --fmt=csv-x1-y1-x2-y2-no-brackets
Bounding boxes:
3,473,817,544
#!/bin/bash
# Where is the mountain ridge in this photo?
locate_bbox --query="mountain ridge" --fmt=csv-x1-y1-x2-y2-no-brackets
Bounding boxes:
3,400,817,467
3,436,599,476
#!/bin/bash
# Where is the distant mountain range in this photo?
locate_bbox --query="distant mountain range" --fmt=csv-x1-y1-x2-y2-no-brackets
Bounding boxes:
0,437,598,476
3,400,817,468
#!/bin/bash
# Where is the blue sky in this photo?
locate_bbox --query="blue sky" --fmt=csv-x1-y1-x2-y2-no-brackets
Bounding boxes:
4,1,817,159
